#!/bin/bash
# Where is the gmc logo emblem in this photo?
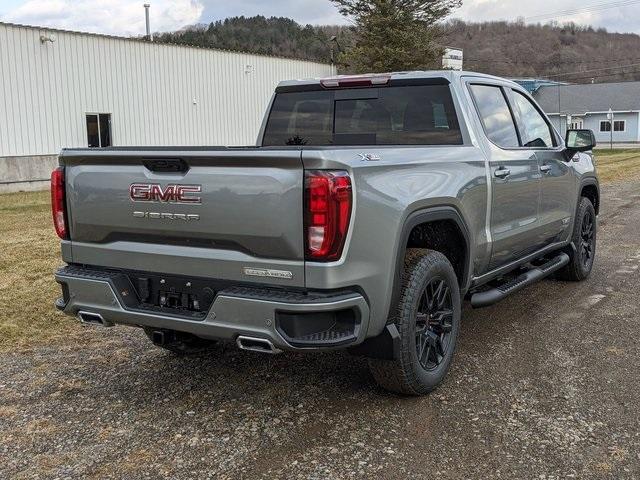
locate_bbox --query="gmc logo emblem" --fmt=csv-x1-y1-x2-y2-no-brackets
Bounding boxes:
129,184,202,204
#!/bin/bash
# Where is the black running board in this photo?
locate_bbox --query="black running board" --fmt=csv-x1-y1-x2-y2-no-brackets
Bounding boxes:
470,253,570,308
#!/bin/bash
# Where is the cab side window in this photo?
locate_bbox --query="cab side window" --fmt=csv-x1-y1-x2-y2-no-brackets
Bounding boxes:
470,84,520,148
511,90,554,148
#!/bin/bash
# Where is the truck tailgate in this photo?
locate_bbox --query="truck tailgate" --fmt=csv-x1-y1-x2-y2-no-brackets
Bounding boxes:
61,148,305,287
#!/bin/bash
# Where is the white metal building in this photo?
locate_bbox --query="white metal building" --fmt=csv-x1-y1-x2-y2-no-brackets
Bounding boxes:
0,21,335,192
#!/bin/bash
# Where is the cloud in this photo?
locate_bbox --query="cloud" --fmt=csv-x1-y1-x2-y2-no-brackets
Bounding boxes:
1,0,638,35
1,0,204,36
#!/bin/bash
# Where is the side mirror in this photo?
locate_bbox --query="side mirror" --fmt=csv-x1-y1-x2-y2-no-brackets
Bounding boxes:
565,129,596,152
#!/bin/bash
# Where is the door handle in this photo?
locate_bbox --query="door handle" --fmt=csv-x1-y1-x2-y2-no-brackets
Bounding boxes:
540,164,551,173
494,167,511,178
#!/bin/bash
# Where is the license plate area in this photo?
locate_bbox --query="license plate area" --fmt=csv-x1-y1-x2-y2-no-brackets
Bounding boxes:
128,273,217,319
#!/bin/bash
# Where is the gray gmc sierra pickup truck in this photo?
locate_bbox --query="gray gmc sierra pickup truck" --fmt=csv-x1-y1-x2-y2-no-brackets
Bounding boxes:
52,71,599,395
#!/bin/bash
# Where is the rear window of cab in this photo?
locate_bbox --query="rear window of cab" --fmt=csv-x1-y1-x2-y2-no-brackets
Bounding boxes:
262,85,463,147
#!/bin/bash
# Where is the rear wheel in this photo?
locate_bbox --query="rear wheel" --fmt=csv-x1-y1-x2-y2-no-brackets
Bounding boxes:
557,197,597,281
369,249,461,395
143,327,216,355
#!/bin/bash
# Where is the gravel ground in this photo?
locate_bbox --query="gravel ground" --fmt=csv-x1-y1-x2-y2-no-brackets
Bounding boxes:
1,179,640,479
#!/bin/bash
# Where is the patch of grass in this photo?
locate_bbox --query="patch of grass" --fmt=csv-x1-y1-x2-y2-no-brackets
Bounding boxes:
0,190,76,350
593,149,640,183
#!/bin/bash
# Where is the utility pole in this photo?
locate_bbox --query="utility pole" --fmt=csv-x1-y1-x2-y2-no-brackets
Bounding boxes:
144,4,152,41
329,36,339,74
608,107,613,150
557,84,562,136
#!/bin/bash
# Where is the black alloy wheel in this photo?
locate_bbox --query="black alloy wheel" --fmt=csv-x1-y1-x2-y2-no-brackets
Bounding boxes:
580,209,595,269
368,249,461,395
415,278,454,371
556,196,597,282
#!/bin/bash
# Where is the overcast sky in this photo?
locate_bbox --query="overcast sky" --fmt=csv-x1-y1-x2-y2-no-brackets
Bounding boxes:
1,0,639,36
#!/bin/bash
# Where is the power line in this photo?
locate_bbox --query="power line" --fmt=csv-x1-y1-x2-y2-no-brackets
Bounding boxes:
542,68,640,83
462,61,640,83
445,0,640,32
526,0,640,21
464,56,640,67
524,0,640,22
461,58,640,82
545,61,640,77
563,68,640,80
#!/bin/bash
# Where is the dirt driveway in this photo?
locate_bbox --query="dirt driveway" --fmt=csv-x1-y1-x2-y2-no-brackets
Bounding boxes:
1,179,639,479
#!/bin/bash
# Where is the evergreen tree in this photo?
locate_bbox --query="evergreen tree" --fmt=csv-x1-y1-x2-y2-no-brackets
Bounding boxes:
331,0,461,73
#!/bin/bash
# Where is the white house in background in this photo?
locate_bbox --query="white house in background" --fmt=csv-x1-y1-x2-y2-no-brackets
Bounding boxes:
0,22,335,192
533,81,640,144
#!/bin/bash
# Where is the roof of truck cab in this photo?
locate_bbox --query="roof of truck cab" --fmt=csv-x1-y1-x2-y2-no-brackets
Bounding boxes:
276,70,521,90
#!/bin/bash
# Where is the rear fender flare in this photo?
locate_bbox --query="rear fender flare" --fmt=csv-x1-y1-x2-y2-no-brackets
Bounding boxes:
389,207,472,318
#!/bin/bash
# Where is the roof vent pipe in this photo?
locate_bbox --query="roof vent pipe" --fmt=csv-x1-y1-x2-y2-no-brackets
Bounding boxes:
144,4,152,41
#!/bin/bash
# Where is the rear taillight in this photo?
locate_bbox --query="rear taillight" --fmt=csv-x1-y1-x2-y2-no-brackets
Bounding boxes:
304,170,352,261
50,167,68,239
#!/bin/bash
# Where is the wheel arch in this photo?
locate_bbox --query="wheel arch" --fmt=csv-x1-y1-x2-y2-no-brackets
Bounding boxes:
350,206,472,361
389,206,472,317
580,178,600,215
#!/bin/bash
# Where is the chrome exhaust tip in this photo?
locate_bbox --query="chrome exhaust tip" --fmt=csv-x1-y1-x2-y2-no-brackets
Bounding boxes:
236,335,282,354
77,311,114,327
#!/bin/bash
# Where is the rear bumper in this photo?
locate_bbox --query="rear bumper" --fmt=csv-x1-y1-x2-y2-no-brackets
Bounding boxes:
55,266,370,351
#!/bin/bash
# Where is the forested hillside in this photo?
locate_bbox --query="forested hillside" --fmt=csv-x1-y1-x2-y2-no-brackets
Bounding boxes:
442,20,640,83
154,16,640,83
154,17,348,63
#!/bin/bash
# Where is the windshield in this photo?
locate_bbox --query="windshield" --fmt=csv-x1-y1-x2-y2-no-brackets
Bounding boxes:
262,85,463,147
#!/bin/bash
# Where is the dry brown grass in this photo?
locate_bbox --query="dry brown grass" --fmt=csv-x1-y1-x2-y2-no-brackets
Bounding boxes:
594,149,640,183
0,151,638,350
0,190,76,350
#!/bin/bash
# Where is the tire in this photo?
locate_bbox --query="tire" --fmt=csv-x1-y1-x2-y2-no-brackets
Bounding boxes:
143,327,216,355
369,249,462,395
557,197,597,282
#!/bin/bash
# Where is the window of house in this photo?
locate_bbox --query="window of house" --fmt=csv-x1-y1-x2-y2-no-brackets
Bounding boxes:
600,120,625,133
469,84,519,148
86,114,112,148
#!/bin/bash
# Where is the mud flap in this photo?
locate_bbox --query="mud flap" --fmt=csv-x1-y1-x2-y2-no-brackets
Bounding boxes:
348,323,401,360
